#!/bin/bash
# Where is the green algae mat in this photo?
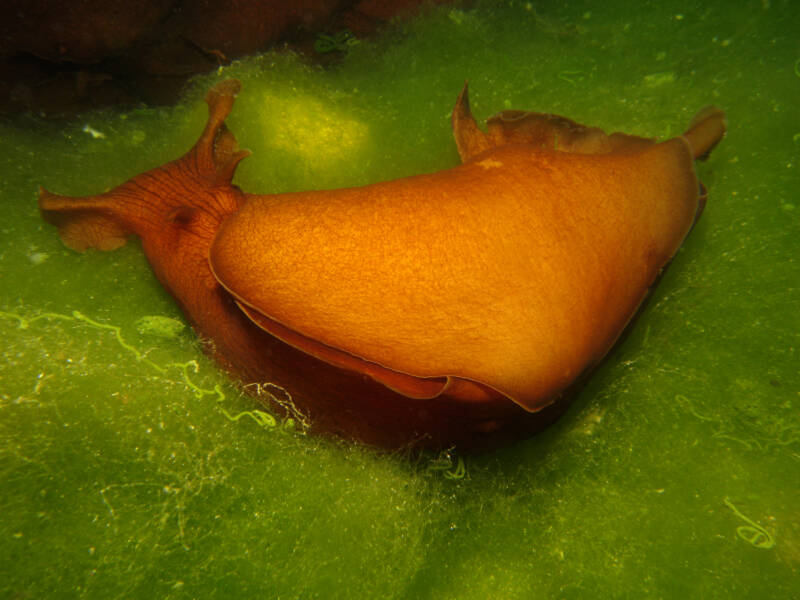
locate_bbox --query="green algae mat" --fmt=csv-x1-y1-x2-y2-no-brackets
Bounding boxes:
2,1,798,597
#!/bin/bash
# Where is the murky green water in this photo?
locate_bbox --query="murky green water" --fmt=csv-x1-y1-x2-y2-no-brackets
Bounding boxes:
1,1,798,598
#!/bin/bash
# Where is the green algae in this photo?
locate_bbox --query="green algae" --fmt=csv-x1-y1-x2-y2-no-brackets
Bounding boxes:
135,315,185,339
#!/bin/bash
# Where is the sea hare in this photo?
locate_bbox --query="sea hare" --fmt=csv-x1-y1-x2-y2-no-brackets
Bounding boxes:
39,79,726,449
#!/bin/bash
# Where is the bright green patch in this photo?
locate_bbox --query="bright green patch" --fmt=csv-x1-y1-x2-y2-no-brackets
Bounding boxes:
135,315,185,339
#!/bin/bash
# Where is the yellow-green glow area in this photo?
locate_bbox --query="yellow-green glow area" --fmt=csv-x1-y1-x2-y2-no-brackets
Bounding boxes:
1,0,798,598
259,92,370,168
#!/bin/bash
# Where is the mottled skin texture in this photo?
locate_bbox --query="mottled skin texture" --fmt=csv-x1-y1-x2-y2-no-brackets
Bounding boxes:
39,79,725,449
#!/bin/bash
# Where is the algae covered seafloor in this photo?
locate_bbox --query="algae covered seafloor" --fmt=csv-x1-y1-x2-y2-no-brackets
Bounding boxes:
1,0,798,598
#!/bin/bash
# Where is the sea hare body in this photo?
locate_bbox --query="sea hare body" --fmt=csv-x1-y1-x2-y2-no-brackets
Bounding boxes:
39,79,726,449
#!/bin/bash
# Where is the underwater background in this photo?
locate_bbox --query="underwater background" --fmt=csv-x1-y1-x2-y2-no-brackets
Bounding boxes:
1,0,798,597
